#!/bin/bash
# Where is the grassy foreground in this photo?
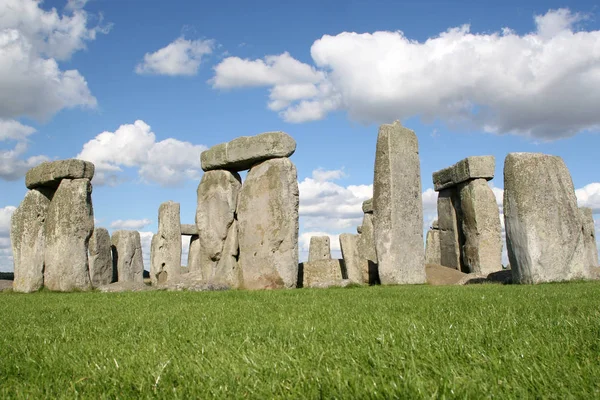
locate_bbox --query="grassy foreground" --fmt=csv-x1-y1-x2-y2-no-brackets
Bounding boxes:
1,283,599,399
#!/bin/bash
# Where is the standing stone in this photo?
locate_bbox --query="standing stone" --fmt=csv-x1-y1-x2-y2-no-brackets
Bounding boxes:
212,220,241,288
89,227,113,287
425,228,441,265
437,188,462,270
44,179,94,291
238,158,299,289
580,207,598,270
195,170,241,281
358,213,378,283
11,188,53,293
111,230,144,283
504,153,587,284
458,179,502,274
187,235,201,272
308,236,331,261
339,233,363,283
299,259,344,287
373,121,425,284
150,201,182,285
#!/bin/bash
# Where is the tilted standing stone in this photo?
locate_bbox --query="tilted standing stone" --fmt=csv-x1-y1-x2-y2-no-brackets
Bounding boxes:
11,188,53,293
339,233,363,284
195,170,241,281
44,179,94,291
425,220,441,265
150,201,182,285
504,153,587,283
89,227,114,287
238,158,299,289
111,230,144,283
187,235,201,272
436,189,462,270
373,121,425,284
308,236,331,261
579,207,598,270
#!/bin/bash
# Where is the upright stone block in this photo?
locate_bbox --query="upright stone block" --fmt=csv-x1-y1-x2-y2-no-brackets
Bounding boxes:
373,121,425,284
150,201,182,285
579,207,598,270
504,153,587,283
187,235,201,272
458,179,502,274
11,188,53,293
437,188,462,270
26,159,95,189
195,170,241,281
238,158,299,289
358,213,378,283
298,259,344,287
89,227,113,287
111,230,144,283
308,236,331,261
44,179,94,291
339,233,363,283
425,229,441,265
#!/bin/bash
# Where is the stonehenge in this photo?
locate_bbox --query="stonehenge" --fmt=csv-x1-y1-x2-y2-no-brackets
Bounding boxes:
308,236,331,262
150,201,182,284
111,230,144,283
432,156,502,275
89,228,113,287
425,220,441,265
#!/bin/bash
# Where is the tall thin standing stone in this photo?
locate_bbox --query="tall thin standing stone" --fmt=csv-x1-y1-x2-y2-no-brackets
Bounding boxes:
339,233,363,284
111,230,144,283
425,220,441,265
437,188,462,270
187,235,201,272
579,207,598,271
358,213,378,283
372,121,425,284
150,201,182,285
89,227,114,287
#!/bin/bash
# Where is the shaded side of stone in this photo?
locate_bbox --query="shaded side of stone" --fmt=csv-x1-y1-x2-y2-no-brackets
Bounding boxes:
111,230,144,283
358,213,378,283
339,233,363,284
437,188,462,271
89,227,113,287
187,235,201,273
308,236,331,261
26,159,95,189
579,207,598,271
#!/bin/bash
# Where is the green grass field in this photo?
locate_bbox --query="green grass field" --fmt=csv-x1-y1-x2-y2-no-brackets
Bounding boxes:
1,282,599,398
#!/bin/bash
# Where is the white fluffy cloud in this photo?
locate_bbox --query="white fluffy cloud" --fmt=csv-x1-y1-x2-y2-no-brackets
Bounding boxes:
212,9,600,139
110,219,152,230
76,120,207,186
576,183,600,213
136,37,215,76
0,141,49,181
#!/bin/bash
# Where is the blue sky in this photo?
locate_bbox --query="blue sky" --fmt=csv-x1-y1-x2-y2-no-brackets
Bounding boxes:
2,0,600,271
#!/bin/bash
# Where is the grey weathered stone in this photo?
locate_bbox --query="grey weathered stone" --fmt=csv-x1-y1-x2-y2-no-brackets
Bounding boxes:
89,227,113,287
431,219,439,229
111,230,144,283
504,153,587,284
187,235,201,272
339,233,363,284
437,188,462,270
44,179,94,291
579,207,598,270
433,156,495,191
11,188,53,293
357,225,363,234
357,213,377,283
180,224,198,236
195,170,241,281
238,158,299,289
201,131,296,172
362,198,373,214
26,159,95,190
212,220,241,288
298,259,344,288
150,201,181,285
373,121,425,284
425,229,441,265
308,236,331,261
458,179,502,274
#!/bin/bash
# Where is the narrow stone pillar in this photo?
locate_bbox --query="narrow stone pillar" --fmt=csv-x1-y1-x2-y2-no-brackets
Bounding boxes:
580,207,598,271
339,233,362,284
150,201,181,285
111,230,144,283
437,189,462,270
425,220,441,265
89,227,114,287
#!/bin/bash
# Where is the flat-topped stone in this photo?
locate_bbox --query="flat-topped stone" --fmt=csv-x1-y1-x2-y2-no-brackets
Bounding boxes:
433,156,494,191
25,159,95,189
298,259,345,288
180,224,198,236
362,198,373,214
201,131,296,172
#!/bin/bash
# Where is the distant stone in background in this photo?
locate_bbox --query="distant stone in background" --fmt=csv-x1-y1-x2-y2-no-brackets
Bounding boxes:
580,207,599,270
437,189,462,271
11,188,53,293
187,235,201,273
111,230,144,283
180,224,198,236
504,153,587,283
238,158,299,289
44,179,94,292
373,121,425,284
339,233,363,284
357,213,378,283
308,236,331,262
89,227,114,287
298,259,345,288
425,219,441,265
25,159,95,190
150,201,182,285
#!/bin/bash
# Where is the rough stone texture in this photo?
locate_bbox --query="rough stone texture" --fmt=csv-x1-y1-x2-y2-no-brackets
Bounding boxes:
432,219,439,229
308,236,331,261
89,227,113,287
362,198,373,214
26,159,95,190
433,156,495,192
458,179,502,274
579,207,598,270
298,259,344,288
425,229,441,265
111,230,144,283
195,170,241,281
504,153,587,284
425,264,466,286
357,225,363,234
187,235,201,272
11,188,53,293
180,224,198,236
212,220,242,288
201,131,296,172
373,121,425,284
358,213,378,283
238,158,299,289
150,201,181,285
437,188,462,271
44,179,94,291
339,233,363,284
